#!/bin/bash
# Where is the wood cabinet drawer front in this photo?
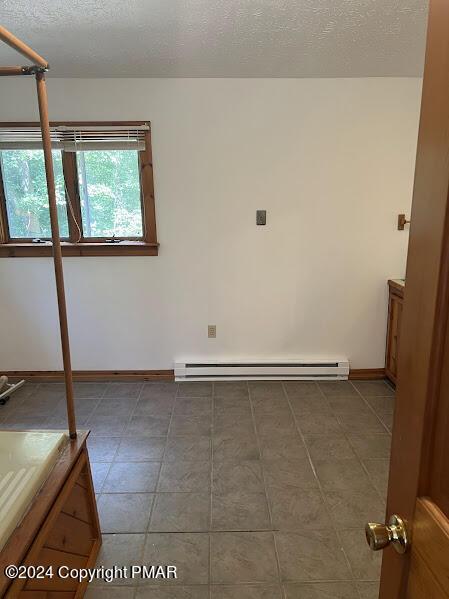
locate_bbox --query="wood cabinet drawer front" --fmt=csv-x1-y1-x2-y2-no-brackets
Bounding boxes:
386,283,404,384
6,450,100,599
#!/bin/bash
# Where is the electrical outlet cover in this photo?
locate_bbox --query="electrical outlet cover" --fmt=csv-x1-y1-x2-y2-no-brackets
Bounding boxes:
208,325,216,338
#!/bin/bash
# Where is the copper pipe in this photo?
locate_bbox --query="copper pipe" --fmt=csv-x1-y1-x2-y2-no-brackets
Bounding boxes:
0,25,48,68
35,72,77,439
0,66,26,76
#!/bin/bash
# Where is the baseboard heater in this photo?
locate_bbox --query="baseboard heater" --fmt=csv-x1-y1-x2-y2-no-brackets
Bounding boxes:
174,359,349,381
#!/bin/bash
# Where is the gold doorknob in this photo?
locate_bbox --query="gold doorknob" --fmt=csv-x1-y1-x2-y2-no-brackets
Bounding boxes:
365,515,409,554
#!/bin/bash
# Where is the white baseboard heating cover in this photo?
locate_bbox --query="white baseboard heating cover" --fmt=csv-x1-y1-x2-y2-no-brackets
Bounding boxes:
174,359,349,381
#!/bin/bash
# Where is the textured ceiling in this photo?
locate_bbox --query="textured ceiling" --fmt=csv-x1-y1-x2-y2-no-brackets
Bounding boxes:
0,0,428,78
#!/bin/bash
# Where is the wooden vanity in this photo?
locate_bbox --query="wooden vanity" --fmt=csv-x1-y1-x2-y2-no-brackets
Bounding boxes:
385,279,405,385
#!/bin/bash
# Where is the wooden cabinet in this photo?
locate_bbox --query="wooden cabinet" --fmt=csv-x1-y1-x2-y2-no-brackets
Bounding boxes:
385,279,405,385
1,437,101,599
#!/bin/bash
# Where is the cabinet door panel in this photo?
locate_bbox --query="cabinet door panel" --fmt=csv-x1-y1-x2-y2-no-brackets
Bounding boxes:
386,293,403,383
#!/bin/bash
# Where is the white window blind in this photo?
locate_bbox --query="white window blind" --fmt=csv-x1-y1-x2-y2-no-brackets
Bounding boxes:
0,124,149,151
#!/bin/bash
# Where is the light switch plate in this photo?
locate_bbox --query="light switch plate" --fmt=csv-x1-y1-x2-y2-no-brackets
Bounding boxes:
256,210,266,225
208,325,216,338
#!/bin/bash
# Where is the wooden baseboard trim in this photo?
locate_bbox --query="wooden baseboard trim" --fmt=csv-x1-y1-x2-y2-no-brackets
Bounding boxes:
349,368,386,380
6,368,385,383
4,370,175,382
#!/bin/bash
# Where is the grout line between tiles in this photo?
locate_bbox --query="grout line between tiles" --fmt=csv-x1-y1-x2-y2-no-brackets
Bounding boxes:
147,383,178,532
210,383,215,532
346,381,391,506
316,381,386,595
282,380,361,590
247,381,285,591
349,381,392,434
209,383,215,598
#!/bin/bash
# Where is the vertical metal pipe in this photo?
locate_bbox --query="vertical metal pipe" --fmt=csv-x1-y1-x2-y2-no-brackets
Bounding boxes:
35,72,77,439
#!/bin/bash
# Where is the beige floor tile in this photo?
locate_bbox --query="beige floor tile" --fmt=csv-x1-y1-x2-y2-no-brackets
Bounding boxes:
212,492,271,530
98,493,154,533
142,533,209,585
295,411,342,435
214,413,255,435
88,436,121,462
259,436,307,462
86,587,136,598
318,382,358,397
313,458,373,492
353,381,394,397
251,397,291,415
283,582,359,598
158,461,210,492
327,396,371,413
378,412,393,432
125,414,171,437
116,437,166,462
275,530,352,581
210,532,278,583
177,382,213,397
169,414,212,436
363,458,390,497
91,533,145,586
263,457,317,489
91,462,111,492
103,462,160,493
356,581,381,599
323,487,385,529
213,460,265,493
268,486,332,531
213,432,260,461
150,492,211,532
304,434,355,460
288,395,331,414
283,382,322,399
73,382,108,398
211,585,283,598
340,529,382,580
140,382,178,400
134,398,175,417
104,382,143,399
137,587,209,598
347,434,391,460
214,382,249,399
164,436,211,461
255,413,298,437
248,382,286,401
336,412,387,434
364,396,395,414
173,397,213,416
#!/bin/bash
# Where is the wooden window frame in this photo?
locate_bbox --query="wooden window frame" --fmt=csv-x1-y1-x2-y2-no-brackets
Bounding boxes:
0,121,158,257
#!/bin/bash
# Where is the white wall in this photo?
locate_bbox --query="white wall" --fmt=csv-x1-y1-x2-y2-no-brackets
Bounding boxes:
0,78,421,371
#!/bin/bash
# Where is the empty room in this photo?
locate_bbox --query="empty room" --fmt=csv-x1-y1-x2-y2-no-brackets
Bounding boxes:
1,1,448,598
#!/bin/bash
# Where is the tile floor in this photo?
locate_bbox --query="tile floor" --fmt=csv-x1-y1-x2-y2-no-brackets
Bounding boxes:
0,379,394,598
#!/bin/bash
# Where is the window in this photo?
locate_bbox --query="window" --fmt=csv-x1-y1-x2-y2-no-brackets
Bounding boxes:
0,122,157,257
1,149,69,239
77,150,143,238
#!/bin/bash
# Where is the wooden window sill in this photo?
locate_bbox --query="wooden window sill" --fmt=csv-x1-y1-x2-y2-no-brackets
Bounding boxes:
0,241,159,257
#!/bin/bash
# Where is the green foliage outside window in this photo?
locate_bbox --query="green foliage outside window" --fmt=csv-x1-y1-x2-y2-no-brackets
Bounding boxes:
1,149,143,240
77,150,142,238
1,149,68,238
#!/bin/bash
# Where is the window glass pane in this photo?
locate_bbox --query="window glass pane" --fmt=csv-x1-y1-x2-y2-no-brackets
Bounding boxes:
77,150,143,238
0,149,68,239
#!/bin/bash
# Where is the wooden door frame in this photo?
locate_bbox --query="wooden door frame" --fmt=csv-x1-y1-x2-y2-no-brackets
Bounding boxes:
380,1,449,596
